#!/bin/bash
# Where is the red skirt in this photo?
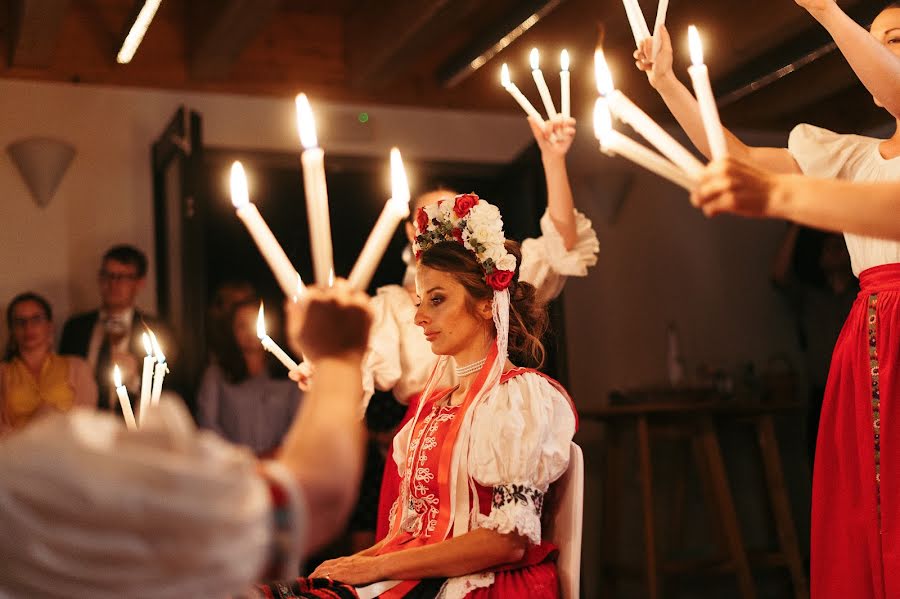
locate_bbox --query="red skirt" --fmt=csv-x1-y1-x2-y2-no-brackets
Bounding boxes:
376,395,420,541
812,264,900,599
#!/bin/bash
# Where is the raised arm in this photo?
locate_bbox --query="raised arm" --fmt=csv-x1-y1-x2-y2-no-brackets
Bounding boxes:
528,115,578,250
636,25,801,174
798,0,900,120
694,157,900,240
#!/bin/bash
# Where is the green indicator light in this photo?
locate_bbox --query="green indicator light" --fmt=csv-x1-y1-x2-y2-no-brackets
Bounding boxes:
358,112,369,123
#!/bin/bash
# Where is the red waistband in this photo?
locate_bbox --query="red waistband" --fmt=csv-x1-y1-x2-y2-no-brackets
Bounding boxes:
858,263,900,294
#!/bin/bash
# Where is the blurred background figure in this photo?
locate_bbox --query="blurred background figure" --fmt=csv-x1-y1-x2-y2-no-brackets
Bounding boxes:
197,297,301,457
1,293,97,433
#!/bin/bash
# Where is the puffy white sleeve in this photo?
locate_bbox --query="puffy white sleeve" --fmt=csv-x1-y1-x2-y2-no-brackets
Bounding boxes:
788,124,854,179
469,373,576,545
361,286,405,405
519,208,599,305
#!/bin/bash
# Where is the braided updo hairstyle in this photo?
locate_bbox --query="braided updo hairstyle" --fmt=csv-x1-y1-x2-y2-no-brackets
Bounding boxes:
419,240,549,368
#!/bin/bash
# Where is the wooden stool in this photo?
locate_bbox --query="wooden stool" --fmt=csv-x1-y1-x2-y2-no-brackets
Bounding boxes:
588,392,808,599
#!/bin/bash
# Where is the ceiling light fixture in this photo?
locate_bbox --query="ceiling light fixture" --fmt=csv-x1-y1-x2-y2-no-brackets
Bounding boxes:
117,0,163,64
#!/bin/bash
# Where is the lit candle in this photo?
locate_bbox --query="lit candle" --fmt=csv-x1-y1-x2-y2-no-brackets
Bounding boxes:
113,365,137,431
296,93,335,287
500,64,544,122
348,148,411,291
230,161,304,297
257,303,300,371
687,26,727,160
595,49,705,179
560,50,571,120
149,332,168,407
530,48,557,119
139,331,155,427
593,99,695,190
652,0,669,57
622,0,651,48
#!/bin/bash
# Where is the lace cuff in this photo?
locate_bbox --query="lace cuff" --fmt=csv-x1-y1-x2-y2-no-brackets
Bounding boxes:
537,208,599,276
476,484,545,545
258,461,308,580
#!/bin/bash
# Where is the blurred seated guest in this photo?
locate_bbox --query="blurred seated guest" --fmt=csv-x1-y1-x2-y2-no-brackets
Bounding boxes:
0,282,371,598
1,293,97,433
198,299,301,456
60,244,175,414
207,279,257,364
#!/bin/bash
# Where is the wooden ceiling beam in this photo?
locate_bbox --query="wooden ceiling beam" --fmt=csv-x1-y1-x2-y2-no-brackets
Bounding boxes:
189,0,281,80
8,0,70,68
345,0,453,89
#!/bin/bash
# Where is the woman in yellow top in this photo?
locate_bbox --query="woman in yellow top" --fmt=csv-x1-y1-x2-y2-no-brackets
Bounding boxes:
1,293,97,433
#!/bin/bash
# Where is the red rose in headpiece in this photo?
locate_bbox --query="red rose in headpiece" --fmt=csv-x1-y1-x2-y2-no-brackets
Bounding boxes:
452,227,464,243
485,270,514,291
415,207,429,233
453,193,479,218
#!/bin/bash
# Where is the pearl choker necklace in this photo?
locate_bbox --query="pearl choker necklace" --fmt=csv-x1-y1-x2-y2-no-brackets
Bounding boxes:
455,357,487,377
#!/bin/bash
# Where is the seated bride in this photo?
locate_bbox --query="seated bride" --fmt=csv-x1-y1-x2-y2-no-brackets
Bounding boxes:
250,194,578,599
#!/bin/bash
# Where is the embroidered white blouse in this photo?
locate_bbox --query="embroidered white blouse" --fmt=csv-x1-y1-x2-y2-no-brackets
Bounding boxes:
363,208,599,405
788,124,900,276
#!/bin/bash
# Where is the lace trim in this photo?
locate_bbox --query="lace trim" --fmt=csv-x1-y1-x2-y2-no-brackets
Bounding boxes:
437,572,495,599
475,483,545,545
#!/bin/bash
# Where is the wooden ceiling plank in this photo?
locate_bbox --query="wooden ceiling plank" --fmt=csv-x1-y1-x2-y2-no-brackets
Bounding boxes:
9,0,70,68
189,0,282,80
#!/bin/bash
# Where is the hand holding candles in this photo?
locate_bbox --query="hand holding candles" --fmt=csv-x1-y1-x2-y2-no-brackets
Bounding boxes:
348,148,411,291
530,48,557,119
257,303,300,371
594,99,695,190
149,332,168,407
501,64,544,122
112,365,137,430
139,332,155,426
296,93,335,286
231,161,304,297
595,49,705,179
560,50,571,119
687,26,728,160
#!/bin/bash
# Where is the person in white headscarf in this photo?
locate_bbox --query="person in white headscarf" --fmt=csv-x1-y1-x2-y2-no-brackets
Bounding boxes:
0,281,372,599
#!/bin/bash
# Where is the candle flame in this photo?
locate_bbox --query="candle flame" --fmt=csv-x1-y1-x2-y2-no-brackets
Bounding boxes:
142,331,153,356
256,302,267,339
500,63,511,88
230,161,249,209
295,93,319,149
389,147,411,216
593,98,613,141
688,26,704,66
560,49,570,72
530,48,540,71
113,364,123,388
149,331,165,363
594,49,614,95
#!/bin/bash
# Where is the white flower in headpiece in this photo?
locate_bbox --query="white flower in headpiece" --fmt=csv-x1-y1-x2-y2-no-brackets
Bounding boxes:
496,253,517,272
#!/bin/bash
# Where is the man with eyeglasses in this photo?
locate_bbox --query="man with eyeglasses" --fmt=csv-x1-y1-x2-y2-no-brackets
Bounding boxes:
59,245,175,415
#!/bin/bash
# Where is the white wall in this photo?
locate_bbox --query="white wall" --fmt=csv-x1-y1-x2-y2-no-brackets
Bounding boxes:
0,79,532,338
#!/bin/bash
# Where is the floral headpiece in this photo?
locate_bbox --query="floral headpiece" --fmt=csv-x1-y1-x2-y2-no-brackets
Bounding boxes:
413,193,517,291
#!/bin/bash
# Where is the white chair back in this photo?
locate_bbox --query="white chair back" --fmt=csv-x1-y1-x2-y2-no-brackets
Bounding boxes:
545,442,584,599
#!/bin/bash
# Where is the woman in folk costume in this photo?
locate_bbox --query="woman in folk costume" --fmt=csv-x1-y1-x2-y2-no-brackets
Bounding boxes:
364,115,597,541
263,195,578,598
635,3,900,597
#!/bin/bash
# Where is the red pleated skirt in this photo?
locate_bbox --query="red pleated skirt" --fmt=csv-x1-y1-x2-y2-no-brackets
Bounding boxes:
812,263,900,599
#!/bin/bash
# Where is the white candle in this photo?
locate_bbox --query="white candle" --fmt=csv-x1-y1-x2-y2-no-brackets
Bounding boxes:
230,161,305,297
139,332,155,427
113,365,137,431
530,48,557,119
149,332,168,407
595,49,705,179
257,303,300,371
594,99,695,191
560,50,571,120
501,64,544,122
652,0,669,57
296,94,335,287
622,0,651,47
348,148,411,291
687,26,728,160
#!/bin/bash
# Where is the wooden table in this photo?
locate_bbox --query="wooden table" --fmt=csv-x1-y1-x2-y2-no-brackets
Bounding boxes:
583,390,808,599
